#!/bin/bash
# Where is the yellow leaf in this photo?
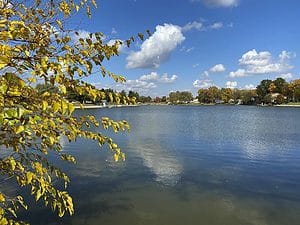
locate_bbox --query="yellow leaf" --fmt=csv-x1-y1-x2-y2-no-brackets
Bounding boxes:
49,136,55,145
56,20,63,29
16,125,24,134
0,193,6,202
0,19,7,29
113,153,119,162
26,172,34,184
36,190,42,201
91,0,97,8
58,209,65,217
41,56,48,70
61,100,68,114
0,62,7,69
68,103,75,115
60,85,66,94
0,218,8,224
53,102,61,113
111,143,117,149
8,208,17,218
8,157,16,170
121,153,126,161
42,101,48,111
49,120,55,128
109,92,113,102
34,162,43,174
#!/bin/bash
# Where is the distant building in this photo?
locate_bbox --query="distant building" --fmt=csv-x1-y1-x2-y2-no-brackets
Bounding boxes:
215,99,224,104
236,99,243,105
228,99,235,104
101,100,107,107
270,93,286,104
191,98,199,103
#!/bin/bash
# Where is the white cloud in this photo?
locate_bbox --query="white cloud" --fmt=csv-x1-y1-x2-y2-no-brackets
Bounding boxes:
193,79,214,88
229,49,295,78
278,73,293,80
193,63,200,68
160,74,178,83
209,64,226,73
279,51,295,61
126,80,157,89
126,24,185,69
197,64,225,80
210,22,223,30
140,72,159,81
247,63,286,74
126,20,226,69
229,69,247,78
225,81,237,89
182,20,225,32
201,0,239,7
244,84,256,90
115,79,157,94
239,49,271,66
113,72,178,94
140,72,178,83
182,21,204,32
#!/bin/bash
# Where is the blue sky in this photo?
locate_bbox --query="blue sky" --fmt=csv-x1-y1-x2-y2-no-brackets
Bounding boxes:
74,0,300,97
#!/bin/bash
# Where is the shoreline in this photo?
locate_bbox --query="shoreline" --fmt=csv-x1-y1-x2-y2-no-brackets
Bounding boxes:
74,104,139,109
274,104,300,107
74,103,300,109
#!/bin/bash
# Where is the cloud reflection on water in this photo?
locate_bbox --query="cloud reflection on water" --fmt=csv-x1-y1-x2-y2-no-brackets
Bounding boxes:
126,110,183,186
132,141,183,186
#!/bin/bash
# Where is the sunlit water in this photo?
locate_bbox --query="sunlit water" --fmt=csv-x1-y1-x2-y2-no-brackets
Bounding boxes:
18,106,300,224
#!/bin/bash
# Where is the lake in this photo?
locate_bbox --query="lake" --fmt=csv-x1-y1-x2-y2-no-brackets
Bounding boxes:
22,105,300,225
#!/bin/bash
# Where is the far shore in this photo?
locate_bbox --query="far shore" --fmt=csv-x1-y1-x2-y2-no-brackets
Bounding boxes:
274,104,300,107
73,103,300,109
73,104,140,109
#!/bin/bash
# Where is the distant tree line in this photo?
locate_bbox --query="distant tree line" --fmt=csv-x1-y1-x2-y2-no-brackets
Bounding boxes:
197,78,300,105
169,91,193,104
197,87,256,105
36,77,300,105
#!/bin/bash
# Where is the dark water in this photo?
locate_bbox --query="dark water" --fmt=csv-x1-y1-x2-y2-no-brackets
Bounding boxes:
22,106,300,225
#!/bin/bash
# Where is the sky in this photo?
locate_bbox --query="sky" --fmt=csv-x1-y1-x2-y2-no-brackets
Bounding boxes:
72,0,300,97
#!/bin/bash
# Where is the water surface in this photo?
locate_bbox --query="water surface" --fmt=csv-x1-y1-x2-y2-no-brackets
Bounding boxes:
22,106,300,225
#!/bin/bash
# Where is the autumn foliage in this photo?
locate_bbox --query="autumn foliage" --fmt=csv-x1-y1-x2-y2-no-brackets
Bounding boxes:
0,0,142,224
